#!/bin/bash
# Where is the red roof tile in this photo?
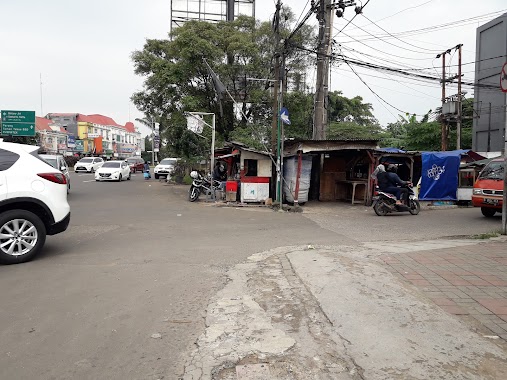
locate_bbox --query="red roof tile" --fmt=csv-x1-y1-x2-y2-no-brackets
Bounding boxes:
36,117,67,133
49,113,138,133
124,122,136,133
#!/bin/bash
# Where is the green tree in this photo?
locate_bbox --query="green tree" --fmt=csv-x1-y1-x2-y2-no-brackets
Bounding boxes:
131,9,314,156
326,91,383,140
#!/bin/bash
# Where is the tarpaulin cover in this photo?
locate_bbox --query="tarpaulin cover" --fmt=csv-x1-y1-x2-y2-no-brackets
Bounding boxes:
419,151,465,200
376,147,407,153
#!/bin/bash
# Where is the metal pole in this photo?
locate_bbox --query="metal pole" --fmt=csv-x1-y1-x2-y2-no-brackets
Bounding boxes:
211,113,216,202
294,150,303,205
457,44,462,150
151,119,155,166
502,97,507,235
279,54,285,207
441,53,447,151
276,87,282,205
40,73,43,116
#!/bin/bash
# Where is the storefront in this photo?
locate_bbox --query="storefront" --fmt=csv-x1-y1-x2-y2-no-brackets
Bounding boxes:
215,142,273,203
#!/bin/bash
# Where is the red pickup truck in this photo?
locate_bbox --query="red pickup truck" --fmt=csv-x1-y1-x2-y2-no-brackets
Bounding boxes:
472,158,504,217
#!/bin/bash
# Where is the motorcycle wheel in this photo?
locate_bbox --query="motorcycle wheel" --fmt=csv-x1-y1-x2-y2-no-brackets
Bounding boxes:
409,199,421,215
373,201,389,216
189,186,200,202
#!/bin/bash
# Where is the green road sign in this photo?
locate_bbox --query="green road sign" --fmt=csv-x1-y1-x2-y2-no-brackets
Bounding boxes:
1,110,36,136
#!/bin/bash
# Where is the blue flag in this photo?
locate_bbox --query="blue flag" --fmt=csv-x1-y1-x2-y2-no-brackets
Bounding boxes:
279,107,291,125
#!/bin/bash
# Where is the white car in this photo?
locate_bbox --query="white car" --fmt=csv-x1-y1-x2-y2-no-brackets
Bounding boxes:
74,157,104,173
95,160,131,181
40,154,71,193
0,142,71,264
154,158,179,179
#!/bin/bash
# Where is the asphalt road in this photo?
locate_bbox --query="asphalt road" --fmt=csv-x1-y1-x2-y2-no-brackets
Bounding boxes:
0,172,502,380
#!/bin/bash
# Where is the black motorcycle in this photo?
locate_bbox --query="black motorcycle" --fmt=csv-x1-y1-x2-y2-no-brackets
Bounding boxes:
188,171,222,202
372,184,421,216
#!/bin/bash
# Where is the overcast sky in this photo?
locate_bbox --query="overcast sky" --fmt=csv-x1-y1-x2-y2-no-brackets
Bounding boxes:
1,0,506,136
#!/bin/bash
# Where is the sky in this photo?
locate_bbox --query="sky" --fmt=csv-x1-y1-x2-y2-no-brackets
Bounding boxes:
1,0,506,136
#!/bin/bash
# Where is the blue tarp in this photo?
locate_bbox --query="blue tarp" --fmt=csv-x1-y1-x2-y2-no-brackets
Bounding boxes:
419,150,467,200
376,147,407,153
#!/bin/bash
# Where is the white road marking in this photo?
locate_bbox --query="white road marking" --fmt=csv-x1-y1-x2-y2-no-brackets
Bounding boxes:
82,180,96,183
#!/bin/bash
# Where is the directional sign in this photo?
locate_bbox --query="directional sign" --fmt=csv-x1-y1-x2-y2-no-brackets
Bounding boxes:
500,62,507,93
1,110,36,136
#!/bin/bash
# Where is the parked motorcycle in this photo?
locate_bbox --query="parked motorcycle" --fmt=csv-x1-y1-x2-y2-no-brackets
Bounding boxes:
372,184,421,216
188,171,222,202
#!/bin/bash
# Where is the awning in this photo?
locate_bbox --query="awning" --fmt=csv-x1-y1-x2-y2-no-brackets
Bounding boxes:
216,151,240,159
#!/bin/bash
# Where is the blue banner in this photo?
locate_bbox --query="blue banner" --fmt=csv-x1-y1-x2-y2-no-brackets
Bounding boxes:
419,151,461,200
67,135,76,147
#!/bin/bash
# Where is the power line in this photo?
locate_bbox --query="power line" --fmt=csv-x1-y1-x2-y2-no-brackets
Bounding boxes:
338,29,437,61
339,10,507,42
344,60,426,118
347,16,441,55
331,67,437,100
333,0,371,37
360,13,442,53
350,0,435,28
289,42,501,90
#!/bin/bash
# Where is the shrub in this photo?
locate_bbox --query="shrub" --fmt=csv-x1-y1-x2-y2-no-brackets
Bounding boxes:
64,156,80,168
183,174,193,185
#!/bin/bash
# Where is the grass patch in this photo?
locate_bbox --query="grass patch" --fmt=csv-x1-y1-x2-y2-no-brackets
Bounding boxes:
471,231,501,239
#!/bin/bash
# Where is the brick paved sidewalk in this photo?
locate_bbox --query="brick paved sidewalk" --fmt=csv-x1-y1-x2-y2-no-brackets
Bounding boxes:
379,239,507,339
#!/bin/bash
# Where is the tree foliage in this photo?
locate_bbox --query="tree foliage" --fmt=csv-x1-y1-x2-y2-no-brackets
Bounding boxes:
381,99,474,151
131,9,314,157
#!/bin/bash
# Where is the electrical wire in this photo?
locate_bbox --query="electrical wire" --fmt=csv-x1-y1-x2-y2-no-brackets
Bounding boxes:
337,44,432,72
340,10,507,42
292,0,312,34
331,67,437,100
360,13,442,53
350,0,435,28
335,48,439,96
349,15,442,55
333,0,371,37
289,42,501,90
338,29,438,61
344,60,425,118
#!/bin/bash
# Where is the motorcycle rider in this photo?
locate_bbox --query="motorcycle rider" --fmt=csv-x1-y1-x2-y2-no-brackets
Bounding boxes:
379,164,410,206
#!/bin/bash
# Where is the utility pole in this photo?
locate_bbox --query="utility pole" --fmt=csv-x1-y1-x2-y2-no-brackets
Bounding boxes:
456,44,463,150
226,0,235,21
271,0,281,154
313,0,357,139
313,0,331,139
440,50,447,151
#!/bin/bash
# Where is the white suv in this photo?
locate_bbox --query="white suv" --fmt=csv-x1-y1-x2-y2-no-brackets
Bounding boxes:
74,157,104,173
154,158,179,179
0,142,71,264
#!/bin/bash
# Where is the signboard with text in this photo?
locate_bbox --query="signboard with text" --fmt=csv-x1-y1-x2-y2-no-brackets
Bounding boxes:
67,135,76,148
74,140,84,152
1,110,36,136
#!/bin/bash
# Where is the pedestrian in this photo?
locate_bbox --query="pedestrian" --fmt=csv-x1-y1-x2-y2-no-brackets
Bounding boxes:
143,161,151,180
213,161,227,191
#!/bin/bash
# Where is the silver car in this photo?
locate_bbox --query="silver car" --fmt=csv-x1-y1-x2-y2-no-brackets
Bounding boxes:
40,154,71,193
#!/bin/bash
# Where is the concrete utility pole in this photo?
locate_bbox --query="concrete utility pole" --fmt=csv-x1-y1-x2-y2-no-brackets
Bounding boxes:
313,0,332,140
456,44,463,150
271,0,281,154
313,0,357,140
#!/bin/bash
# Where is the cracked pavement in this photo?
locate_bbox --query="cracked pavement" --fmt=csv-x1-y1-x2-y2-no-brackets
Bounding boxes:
182,240,507,380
